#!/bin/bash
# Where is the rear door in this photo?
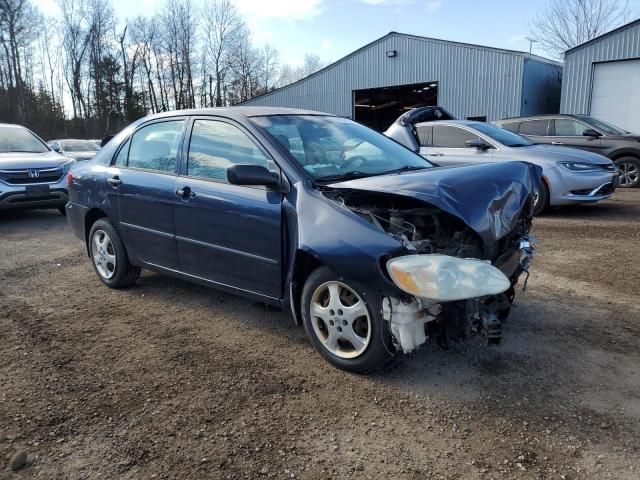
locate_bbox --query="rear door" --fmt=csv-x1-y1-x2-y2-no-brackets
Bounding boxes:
426,124,493,165
517,119,551,144
173,117,283,300
549,118,604,154
111,118,186,270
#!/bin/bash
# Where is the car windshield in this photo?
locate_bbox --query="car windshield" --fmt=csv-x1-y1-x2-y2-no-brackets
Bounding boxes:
61,140,100,152
251,115,433,181
580,116,628,135
472,122,533,147
0,125,49,154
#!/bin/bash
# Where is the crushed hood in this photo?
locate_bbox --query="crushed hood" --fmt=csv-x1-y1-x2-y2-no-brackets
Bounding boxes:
327,161,542,244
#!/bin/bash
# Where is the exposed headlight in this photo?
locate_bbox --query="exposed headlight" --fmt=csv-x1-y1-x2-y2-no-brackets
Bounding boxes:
60,160,75,174
387,254,510,301
557,161,600,172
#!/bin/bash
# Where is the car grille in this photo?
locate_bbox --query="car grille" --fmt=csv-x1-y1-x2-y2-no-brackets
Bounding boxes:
0,167,63,185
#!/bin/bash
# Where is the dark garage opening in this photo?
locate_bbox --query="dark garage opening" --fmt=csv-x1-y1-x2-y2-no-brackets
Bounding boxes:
353,81,438,131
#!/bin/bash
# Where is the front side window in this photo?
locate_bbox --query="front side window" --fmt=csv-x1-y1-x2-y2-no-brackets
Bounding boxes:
554,119,589,136
473,123,532,147
581,116,627,135
431,125,479,148
0,126,49,154
127,120,184,173
187,120,271,182
251,115,432,182
519,120,549,136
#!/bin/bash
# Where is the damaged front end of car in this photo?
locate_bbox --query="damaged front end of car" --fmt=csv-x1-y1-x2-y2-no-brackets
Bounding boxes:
322,161,540,353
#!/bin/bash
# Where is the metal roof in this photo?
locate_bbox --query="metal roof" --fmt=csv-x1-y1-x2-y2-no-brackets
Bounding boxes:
243,31,561,105
565,18,640,54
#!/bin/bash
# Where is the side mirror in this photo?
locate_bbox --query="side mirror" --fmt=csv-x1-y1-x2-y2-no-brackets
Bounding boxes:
582,128,601,138
227,164,280,188
51,144,60,152
465,139,492,150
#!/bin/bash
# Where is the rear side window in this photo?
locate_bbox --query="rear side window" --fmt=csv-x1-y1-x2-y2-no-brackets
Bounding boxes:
432,125,479,148
127,120,184,173
113,138,130,166
415,125,431,147
518,120,549,136
501,122,521,133
187,119,271,182
554,119,588,136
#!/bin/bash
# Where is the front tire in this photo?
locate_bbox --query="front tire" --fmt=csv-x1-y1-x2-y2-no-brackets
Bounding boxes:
301,267,393,373
615,157,640,188
88,219,140,288
533,180,549,215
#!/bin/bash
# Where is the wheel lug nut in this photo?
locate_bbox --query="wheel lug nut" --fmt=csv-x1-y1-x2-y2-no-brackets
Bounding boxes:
342,319,348,326
338,309,343,316
329,320,334,326
329,309,335,316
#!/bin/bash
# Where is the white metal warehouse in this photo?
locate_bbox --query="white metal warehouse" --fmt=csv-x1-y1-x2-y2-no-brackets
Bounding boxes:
241,32,563,131
561,18,640,133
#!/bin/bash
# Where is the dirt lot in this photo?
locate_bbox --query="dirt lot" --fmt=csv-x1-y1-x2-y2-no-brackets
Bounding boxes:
1,190,639,479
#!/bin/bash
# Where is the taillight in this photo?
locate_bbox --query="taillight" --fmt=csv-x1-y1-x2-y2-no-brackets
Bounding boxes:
66,172,73,188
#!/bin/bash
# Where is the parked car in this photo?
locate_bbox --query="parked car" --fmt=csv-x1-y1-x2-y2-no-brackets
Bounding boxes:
385,117,617,214
493,114,640,188
66,107,539,373
0,123,74,214
48,139,101,161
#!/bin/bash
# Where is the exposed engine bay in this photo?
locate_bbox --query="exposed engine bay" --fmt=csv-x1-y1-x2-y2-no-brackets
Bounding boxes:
325,189,535,353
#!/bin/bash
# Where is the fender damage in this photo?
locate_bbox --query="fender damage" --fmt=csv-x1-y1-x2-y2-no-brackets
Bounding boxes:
291,161,541,353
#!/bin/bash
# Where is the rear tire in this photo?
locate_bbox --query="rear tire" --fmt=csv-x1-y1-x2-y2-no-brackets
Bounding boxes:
301,267,393,373
88,219,140,289
614,157,640,188
533,180,549,215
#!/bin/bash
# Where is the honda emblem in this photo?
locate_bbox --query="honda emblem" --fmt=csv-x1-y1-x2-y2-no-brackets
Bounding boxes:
27,169,40,178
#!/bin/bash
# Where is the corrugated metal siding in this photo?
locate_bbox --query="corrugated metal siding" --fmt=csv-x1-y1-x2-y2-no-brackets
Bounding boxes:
243,33,555,122
521,59,563,116
561,20,640,114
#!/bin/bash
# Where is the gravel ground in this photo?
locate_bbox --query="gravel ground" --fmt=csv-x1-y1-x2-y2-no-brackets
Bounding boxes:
1,190,639,479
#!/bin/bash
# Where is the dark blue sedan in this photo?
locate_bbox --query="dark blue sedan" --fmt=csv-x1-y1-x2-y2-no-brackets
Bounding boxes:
66,107,540,373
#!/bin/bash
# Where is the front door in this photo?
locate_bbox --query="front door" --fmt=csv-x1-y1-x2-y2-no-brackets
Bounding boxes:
173,117,283,300
425,124,494,166
113,118,186,269
550,118,604,154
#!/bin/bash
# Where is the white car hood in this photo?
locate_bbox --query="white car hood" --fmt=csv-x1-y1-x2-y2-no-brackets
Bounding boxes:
0,151,69,170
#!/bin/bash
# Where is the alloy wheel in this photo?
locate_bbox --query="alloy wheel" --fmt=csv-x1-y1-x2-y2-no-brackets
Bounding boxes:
617,161,639,187
92,229,117,279
310,281,371,359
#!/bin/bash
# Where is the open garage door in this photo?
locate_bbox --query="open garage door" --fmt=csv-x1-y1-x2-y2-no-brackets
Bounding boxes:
353,82,438,131
590,60,640,133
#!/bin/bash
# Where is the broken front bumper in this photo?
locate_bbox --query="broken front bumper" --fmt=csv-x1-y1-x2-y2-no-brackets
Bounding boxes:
383,236,535,353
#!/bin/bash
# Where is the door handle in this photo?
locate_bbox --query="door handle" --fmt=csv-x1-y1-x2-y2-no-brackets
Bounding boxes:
429,152,444,157
107,176,122,186
551,142,564,145
175,187,195,198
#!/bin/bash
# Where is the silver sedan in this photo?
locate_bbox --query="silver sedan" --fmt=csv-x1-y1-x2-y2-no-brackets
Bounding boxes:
386,119,617,214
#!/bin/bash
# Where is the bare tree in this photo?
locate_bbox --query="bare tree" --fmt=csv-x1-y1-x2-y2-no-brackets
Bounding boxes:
202,0,246,107
530,0,632,58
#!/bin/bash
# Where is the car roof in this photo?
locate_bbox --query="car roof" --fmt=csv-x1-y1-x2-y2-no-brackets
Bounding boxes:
49,138,95,142
0,123,28,128
496,114,584,123
142,106,334,122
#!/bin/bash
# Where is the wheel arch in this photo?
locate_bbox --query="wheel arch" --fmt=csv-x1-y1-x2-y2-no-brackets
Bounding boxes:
609,149,640,161
288,249,325,325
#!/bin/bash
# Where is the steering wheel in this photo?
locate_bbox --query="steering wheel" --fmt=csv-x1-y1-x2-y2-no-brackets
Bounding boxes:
340,155,368,172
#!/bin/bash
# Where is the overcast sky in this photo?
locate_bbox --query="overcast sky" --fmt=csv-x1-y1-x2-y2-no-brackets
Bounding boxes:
39,0,640,64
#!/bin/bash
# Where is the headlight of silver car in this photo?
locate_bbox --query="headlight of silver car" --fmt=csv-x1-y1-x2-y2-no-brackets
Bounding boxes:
60,160,75,174
557,161,600,172
387,254,510,301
